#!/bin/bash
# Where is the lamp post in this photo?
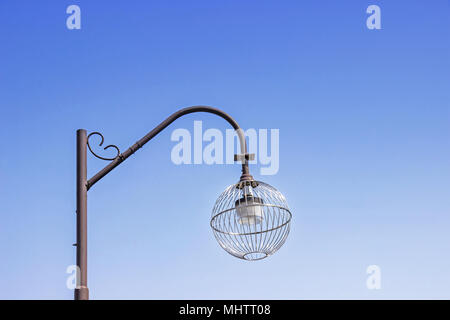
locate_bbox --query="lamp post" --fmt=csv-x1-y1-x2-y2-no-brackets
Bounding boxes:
75,105,291,300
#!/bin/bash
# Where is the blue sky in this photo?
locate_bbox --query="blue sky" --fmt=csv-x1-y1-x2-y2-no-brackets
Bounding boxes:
0,0,449,299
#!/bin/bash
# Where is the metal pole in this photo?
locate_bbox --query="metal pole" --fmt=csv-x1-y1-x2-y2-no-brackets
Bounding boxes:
87,106,252,189
75,129,89,300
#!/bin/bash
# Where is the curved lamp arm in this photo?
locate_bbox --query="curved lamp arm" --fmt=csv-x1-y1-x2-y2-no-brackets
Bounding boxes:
87,105,253,190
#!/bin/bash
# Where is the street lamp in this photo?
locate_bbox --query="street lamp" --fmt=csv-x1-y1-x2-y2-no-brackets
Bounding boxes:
211,180,291,261
75,106,292,300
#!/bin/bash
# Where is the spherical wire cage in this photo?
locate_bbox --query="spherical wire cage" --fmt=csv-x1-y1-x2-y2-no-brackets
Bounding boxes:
210,180,292,261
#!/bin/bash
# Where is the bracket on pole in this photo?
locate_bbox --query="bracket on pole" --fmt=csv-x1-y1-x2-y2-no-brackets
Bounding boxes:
234,153,255,162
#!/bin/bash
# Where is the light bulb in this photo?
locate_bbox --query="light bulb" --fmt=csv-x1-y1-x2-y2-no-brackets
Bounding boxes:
235,194,264,225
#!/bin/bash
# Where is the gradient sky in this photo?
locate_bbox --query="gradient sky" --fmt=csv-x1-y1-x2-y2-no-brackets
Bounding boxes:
0,0,449,299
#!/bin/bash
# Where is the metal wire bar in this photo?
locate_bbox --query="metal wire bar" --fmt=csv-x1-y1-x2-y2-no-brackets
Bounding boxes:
211,181,291,260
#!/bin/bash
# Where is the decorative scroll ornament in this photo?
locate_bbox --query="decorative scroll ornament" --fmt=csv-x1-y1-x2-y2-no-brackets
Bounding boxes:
87,132,120,161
